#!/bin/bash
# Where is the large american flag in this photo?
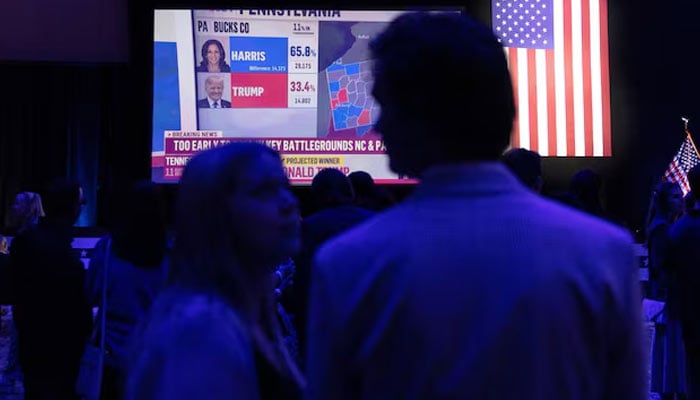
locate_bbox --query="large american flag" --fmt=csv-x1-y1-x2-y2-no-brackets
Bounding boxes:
492,0,611,157
664,133,700,195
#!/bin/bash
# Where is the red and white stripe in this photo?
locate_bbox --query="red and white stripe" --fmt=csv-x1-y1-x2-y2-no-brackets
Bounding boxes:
504,0,611,157
665,161,691,194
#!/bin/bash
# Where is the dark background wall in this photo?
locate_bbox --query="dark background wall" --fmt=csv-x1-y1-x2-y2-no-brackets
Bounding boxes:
0,0,128,63
0,0,695,232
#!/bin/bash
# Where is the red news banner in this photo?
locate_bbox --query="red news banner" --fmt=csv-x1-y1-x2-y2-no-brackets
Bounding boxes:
161,131,386,180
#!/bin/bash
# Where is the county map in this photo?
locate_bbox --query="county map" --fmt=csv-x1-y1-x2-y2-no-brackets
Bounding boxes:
317,21,386,138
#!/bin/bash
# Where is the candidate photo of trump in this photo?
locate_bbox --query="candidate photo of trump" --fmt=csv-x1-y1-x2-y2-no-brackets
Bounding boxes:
197,75,231,108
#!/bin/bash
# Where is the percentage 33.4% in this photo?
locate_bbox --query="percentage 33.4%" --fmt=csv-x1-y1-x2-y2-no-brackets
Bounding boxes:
290,81,316,92
290,45,317,57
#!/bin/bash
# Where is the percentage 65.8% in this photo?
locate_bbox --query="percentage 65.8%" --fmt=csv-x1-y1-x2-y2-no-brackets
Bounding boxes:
290,46,317,57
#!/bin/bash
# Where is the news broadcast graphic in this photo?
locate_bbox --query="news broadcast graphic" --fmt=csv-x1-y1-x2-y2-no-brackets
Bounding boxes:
151,9,460,184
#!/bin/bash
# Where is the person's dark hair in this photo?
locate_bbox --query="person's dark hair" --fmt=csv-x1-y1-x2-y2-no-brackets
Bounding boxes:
348,171,375,197
348,170,396,211
169,142,279,301
652,181,682,215
199,39,230,71
569,169,603,215
501,148,542,189
369,12,515,161
311,168,354,208
110,181,168,268
42,177,81,222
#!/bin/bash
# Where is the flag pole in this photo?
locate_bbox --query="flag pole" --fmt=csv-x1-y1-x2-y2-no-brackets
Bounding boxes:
643,188,657,239
683,117,700,157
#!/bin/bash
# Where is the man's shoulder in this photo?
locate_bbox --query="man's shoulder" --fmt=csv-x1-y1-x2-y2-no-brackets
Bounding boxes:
316,194,632,261
525,194,629,238
197,98,209,107
221,99,232,107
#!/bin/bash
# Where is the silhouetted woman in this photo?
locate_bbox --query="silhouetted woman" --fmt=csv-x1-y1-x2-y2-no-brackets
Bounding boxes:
125,143,304,399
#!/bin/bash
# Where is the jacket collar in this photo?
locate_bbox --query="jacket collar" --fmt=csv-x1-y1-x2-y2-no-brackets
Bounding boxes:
410,162,529,199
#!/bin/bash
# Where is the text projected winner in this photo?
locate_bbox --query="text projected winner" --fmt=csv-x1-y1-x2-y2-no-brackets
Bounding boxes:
152,9,449,184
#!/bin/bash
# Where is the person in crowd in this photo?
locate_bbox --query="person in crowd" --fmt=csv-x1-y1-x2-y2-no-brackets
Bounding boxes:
647,181,685,300
287,168,375,368
11,191,45,232
0,191,42,393
669,166,700,400
646,181,686,399
124,142,304,400
348,170,396,211
196,39,230,72
305,12,644,400
569,168,631,228
0,235,8,303
501,148,543,193
85,180,169,400
568,169,608,216
9,178,92,399
197,75,231,109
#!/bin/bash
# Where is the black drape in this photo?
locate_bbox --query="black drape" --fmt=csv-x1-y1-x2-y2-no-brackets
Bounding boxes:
0,63,148,228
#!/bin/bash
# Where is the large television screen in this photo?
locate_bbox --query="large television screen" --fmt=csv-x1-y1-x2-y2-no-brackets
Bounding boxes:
151,9,444,184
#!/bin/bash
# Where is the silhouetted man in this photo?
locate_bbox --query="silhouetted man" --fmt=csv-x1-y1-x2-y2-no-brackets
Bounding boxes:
10,178,92,399
306,12,644,400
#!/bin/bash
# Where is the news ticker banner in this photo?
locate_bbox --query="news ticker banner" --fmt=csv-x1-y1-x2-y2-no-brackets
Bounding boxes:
152,130,408,183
